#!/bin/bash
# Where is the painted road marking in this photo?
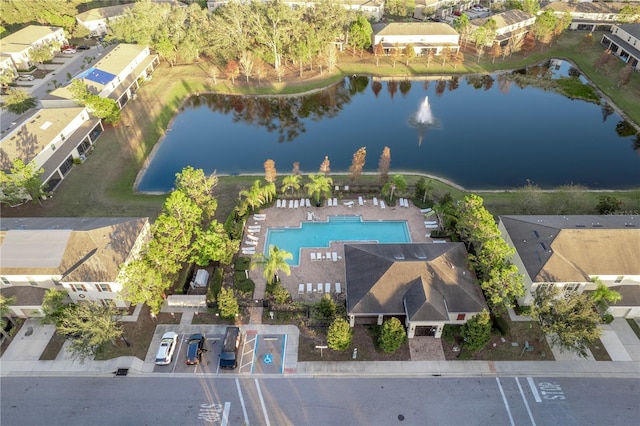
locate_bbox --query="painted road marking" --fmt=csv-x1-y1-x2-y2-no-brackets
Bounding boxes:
255,379,271,426
263,354,273,364
235,378,249,425
538,382,566,400
240,333,256,373
221,402,230,426
496,378,515,426
198,402,226,423
527,377,542,403
515,377,537,426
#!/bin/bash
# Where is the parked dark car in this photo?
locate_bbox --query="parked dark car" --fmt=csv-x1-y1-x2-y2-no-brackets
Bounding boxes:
77,45,91,50
185,333,206,365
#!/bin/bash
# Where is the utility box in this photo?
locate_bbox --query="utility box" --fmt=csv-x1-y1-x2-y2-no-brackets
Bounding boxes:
191,269,209,289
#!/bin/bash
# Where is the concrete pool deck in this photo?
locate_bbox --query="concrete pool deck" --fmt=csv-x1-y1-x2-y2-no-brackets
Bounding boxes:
244,197,438,304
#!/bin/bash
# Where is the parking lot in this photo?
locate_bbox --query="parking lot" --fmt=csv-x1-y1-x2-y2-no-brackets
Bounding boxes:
150,327,286,375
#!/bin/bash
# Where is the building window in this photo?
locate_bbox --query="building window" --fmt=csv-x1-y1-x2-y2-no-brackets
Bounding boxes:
457,314,466,321
1,277,11,286
70,284,87,292
615,276,624,283
28,277,38,286
564,283,580,293
95,284,112,292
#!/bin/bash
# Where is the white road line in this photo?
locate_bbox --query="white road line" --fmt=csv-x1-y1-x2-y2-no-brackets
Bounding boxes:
221,402,231,426
235,378,249,425
516,377,537,426
527,377,542,403
255,378,271,426
496,377,515,426
281,334,287,374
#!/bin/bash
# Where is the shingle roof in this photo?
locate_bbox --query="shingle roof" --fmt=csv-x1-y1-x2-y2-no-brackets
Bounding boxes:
376,22,459,37
470,9,535,29
345,243,486,319
542,2,631,14
75,4,132,23
500,215,640,283
0,217,149,282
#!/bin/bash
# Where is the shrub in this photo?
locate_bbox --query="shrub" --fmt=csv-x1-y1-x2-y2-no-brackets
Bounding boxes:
224,211,245,240
327,317,352,351
206,268,224,306
312,295,337,322
462,310,492,351
601,313,614,324
217,287,239,319
235,256,251,271
441,324,462,343
378,317,407,353
492,315,510,336
236,279,255,295
270,282,290,304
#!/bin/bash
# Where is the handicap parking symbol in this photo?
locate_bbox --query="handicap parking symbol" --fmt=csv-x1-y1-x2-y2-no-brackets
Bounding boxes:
263,354,273,364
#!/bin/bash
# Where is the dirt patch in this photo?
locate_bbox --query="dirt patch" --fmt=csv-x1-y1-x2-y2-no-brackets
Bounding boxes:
191,310,250,325
441,320,554,361
298,324,410,361
39,331,66,361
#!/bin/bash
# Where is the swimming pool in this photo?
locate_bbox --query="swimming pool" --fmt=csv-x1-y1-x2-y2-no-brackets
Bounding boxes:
264,215,411,265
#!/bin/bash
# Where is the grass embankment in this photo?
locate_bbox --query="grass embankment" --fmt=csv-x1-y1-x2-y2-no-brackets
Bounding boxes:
3,31,638,222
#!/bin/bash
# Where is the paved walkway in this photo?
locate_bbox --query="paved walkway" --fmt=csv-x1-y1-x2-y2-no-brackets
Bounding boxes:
600,319,640,361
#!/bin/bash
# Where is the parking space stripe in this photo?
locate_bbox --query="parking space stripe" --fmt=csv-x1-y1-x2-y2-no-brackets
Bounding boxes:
235,379,249,426
221,402,231,426
527,377,542,403
255,379,271,426
496,377,515,426
280,334,287,374
516,377,537,426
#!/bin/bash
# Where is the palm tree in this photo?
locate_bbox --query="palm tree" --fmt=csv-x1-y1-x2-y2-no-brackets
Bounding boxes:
281,174,301,195
382,174,407,202
252,245,292,285
304,173,333,206
239,180,265,211
262,181,276,204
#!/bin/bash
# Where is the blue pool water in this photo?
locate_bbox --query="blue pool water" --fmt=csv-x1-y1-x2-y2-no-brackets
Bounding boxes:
264,216,411,265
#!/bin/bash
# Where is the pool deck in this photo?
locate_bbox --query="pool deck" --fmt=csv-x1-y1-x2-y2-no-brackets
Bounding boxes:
244,197,437,303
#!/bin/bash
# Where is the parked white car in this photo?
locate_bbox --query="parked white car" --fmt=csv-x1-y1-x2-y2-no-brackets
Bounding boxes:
17,75,35,81
155,331,178,365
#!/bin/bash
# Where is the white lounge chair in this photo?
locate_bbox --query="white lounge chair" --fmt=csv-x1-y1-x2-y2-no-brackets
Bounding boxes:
311,252,317,261
325,283,331,293
328,198,333,207
335,185,339,191
425,224,439,229
380,200,386,209
245,240,258,246
373,197,378,206
306,199,311,208
420,208,433,213
343,201,354,207
332,252,338,262
316,252,322,261
426,232,431,238
247,229,260,234
333,198,337,206
289,200,294,208
325,252,331,261
300,198,305,207
294,200,299,208
276,200,281,208
358,196,364,206
344,185,349,191
307,283,313,293
247,234,259,241
335,283,342,294
424,221,438,225
298,284,305,294
317,283,323,293
433,239,447,243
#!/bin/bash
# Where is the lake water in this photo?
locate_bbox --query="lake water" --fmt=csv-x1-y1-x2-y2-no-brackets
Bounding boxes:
136,61,639,192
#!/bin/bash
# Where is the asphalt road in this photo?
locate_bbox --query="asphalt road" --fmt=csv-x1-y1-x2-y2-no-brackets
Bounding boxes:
1,376,638,426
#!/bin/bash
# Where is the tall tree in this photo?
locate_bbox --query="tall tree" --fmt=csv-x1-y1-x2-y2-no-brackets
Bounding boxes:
217,287,239,319
378,146,391,184
480,263,525,310
239,50,254,82
40,289,68,326
349,147,367,182
29,43,55,70
455,194,500,252
191,221,238,266
305,173,333,205
349,15,372,57
378,317,407,353
252,245,292,285
1,88,37,114
404,44,416,66
225,60,240,84
531,286,601,358
590,278,622,315
119,258,171,314
0,159,46,207
319,156,331,175
174,166,218,221
264,159,277,183
239,180,266,211
57,301,123,362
